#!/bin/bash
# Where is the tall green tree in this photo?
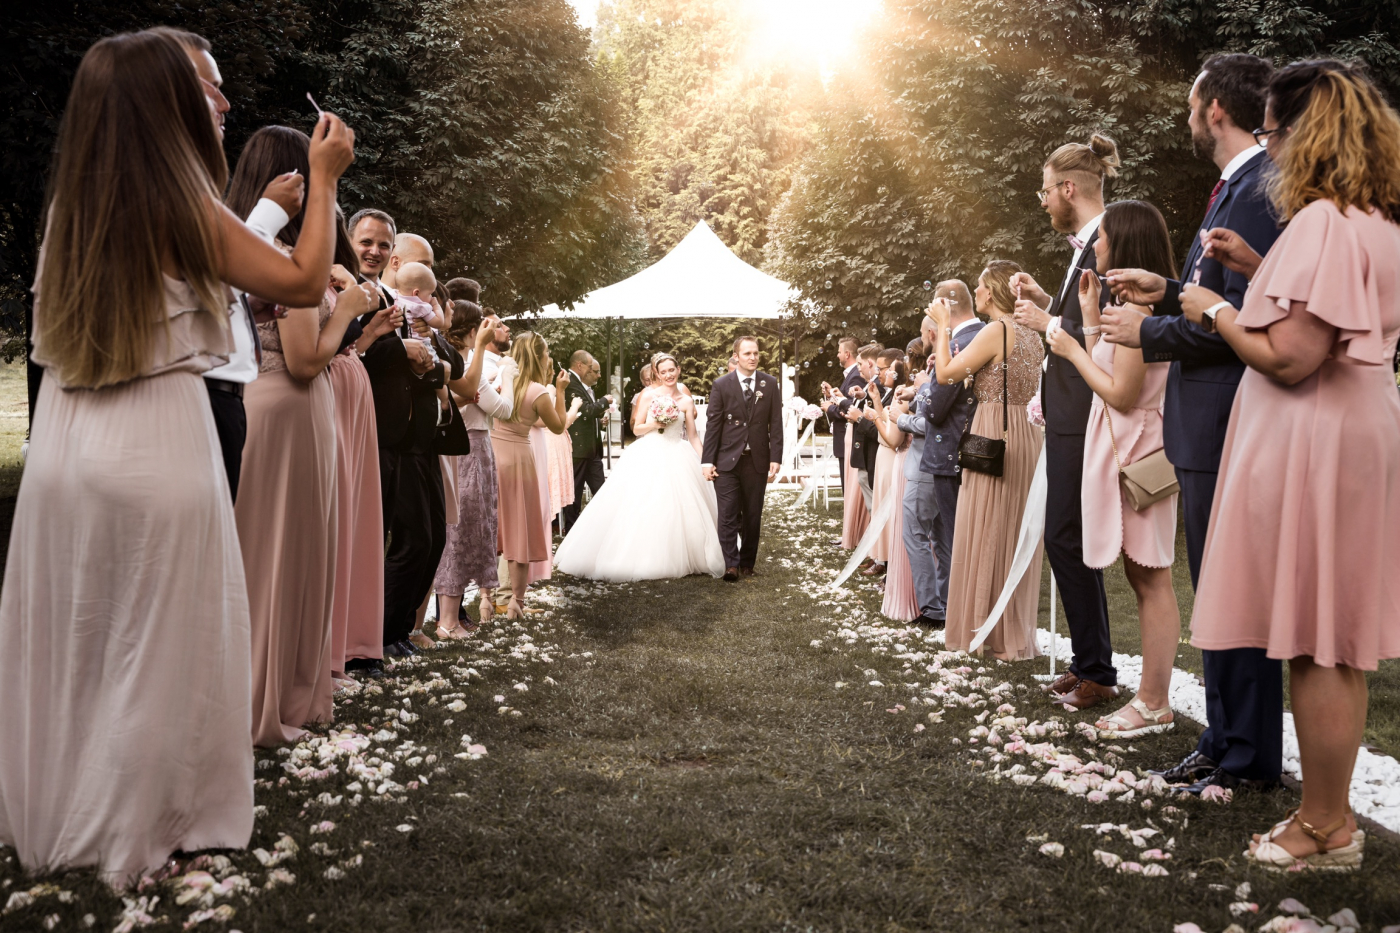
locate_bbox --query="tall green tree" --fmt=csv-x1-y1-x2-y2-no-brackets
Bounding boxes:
769,0,1400,392
0,0,642,370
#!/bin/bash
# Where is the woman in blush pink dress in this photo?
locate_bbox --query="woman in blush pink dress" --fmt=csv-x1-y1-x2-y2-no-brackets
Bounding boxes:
493,333,571,617
226,126,379,747
1179,61,1400,872
866,378,919,622
0,31,356,884
1050,199,1181,736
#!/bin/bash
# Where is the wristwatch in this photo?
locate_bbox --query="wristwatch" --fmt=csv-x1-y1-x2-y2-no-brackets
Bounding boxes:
1200,300,1232,333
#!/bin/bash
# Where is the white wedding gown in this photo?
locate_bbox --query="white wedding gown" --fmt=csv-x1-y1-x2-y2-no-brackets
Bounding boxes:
554,423,726,581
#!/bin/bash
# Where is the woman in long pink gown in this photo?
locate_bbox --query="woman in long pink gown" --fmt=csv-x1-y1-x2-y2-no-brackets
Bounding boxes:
1049,200,1181,737
0,31,354,883
1180,61,1400,871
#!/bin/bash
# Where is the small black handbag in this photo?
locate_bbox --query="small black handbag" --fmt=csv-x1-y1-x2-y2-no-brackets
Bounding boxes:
432,392,473,457
957,320,1009,478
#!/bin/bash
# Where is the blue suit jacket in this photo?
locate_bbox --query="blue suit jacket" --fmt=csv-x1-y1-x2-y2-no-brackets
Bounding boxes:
1139,150,1280,472
920,320,986,476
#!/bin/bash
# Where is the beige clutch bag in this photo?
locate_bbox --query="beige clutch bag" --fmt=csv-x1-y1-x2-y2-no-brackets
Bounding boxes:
1104,406,1179,511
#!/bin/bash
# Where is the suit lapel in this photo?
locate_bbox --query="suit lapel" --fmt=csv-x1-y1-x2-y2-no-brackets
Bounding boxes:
1056,230,1098,310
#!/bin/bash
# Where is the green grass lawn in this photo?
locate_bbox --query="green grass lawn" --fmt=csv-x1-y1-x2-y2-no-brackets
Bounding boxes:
0,497,1395,933
0,358,27,498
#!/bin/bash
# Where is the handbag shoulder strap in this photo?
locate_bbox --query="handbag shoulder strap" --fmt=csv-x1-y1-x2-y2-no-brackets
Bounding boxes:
1000,320,1009,439
1102,403,1124,475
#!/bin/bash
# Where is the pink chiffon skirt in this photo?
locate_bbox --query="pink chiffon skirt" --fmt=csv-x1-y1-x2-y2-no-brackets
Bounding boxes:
840,429,870,548
528,426,553,584
881,449,919,621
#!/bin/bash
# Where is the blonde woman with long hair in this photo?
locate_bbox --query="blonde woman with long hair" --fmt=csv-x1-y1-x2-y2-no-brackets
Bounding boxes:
0,29,355,883
1180,59,1400,872
491,332,570,617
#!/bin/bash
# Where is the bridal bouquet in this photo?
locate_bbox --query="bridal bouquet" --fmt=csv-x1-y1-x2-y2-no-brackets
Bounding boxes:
649,396,681,433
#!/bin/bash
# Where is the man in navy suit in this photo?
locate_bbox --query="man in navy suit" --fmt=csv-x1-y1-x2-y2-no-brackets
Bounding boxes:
702,336,785,581
1010,135,1122,711
916,281,985,622
1102,54,1282,796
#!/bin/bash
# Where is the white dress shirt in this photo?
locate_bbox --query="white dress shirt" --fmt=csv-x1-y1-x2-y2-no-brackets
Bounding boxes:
460,349,515,431
204,198,289,384
1058,211,1105,301
1220,144,1264,182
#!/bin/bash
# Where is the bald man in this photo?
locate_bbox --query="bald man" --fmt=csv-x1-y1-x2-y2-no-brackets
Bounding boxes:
382,233,434,290
563,350,612,529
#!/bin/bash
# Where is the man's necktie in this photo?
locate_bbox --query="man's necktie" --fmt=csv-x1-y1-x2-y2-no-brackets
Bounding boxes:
743,377,754,406
1205,178,1225,216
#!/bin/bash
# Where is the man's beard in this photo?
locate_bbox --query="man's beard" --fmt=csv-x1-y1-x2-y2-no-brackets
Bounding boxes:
1191,125,1216,162
1048,198,1077,234
493,338,511,353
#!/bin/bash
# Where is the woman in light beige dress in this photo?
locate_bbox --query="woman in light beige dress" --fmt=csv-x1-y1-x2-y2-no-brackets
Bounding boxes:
935,262,1045,660
225,126,377,747
0,30,355,883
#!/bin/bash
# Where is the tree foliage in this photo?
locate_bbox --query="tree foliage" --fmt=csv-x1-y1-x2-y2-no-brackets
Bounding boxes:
0,0,643,364
593,0,821,266
769,0,1400,392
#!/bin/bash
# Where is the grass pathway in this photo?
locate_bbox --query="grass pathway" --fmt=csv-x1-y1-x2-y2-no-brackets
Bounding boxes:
3,494,1398,932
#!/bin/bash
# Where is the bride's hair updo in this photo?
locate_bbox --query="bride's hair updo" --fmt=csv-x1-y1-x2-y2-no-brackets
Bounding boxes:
650,351,678,372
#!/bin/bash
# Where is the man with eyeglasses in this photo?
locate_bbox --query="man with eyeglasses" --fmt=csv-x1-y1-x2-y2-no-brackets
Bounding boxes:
1100,54,1285,799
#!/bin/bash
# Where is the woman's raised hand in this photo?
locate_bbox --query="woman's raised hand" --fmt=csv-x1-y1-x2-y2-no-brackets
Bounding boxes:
308,113,355,183
1078,269,1102,324
329,264,358,291
1200,227,1264,280
555,366,572,392
335,280,377,319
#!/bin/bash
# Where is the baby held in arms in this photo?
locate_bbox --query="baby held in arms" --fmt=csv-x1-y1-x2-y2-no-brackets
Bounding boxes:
395,261,452,419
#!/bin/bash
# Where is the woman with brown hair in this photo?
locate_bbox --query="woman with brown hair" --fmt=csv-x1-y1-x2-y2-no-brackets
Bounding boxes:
1180,59,1400,872
1049,199,1182,738
225,125,380,746
934,260,1046,660
492,332,571,617
0,29,354,883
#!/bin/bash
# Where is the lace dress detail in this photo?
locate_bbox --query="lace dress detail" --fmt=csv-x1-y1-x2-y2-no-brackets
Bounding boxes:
973,321,1044,405
258,242,335,374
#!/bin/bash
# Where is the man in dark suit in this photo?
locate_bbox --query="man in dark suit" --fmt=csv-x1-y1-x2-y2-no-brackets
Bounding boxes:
702,336,785,581
822,336,863,493
1011,134,1122,711
1102,54,1282,795
919,280,986,621
563,350,612,529
349,217,464,661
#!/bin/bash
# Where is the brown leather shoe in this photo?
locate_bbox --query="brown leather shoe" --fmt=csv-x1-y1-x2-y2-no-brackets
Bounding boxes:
1041,671,1081,695
1052,678,1121,711
723,567,739,582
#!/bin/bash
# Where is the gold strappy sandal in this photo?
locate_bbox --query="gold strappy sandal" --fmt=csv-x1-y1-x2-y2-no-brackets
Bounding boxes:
1246,808,1362,873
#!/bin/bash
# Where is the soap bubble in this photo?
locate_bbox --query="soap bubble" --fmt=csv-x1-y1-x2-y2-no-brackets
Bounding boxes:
825,280,833,289
923,280,933,291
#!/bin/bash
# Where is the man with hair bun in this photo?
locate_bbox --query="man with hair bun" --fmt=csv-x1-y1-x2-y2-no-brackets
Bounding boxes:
1009,133,1122,711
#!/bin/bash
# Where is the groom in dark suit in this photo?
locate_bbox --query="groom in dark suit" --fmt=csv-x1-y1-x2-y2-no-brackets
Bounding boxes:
1101,54,1283,796
702,336,785,582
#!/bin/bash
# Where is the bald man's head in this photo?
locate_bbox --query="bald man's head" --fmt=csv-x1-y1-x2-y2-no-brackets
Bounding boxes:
935,279,974,321
383,233,434,288
569,350,594,373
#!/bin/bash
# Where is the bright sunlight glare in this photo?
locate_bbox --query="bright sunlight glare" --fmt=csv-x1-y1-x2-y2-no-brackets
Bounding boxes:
569,1,884,70
746,0,883,68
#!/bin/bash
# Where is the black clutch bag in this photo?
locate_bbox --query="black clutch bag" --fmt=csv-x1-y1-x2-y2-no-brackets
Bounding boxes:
432,393,473,456
957,321,1009,478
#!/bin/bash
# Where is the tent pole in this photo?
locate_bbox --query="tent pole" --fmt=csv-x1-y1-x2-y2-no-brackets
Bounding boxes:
604,317,613,468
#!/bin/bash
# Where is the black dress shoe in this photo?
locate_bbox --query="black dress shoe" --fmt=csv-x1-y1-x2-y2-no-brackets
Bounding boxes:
738,567,755,577
1178,767,1281,796
399,639,421,656
723,567,739,582
915,615,945,629
1150,750,1218,785
382,640,414,658
345,657,385,677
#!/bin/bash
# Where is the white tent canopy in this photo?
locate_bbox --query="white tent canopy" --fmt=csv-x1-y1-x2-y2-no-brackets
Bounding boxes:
533,220,795,320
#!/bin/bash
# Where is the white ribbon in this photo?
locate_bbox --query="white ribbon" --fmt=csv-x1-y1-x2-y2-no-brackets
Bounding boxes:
830,487,898,590
967,444,1049,652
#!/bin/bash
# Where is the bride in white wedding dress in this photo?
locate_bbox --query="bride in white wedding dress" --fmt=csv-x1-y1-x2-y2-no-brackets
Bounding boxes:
554,353,726,581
